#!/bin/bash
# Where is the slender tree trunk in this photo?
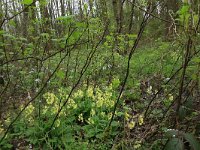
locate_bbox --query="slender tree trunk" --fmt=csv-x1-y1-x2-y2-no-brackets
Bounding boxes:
128,0,136,33
60,0,65,16
39,0,50,33
118,0,125,33
22,4,29,37
79,0,84,21
112,0,119,32
89,0,94,17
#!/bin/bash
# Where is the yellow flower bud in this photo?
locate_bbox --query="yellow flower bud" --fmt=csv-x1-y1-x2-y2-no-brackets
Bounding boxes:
128,121,135,129
55,119,60,127
78,113,84,122
124,112,130,121
138,115,144,126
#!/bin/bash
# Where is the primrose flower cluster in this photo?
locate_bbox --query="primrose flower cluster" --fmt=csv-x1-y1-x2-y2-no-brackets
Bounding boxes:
74,84,116,125
94,87,115,108
125,111,144,130
18,81,119,131
35,84,117,127
43,92,59,105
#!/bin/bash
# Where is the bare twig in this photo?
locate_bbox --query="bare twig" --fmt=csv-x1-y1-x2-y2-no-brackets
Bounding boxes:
176,37,192,125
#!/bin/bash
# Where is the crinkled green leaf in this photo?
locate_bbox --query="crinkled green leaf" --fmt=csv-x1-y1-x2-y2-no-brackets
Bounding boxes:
164,138,184,150
184,133,200,150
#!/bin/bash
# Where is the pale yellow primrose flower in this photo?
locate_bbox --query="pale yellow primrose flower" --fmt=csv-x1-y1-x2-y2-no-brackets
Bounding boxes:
24,104,35,117
108,113,112,119
90,109,95,116
138,115,144,125
78,113,84,122
96,97,104,107
100,112,105,117
44,92,58,105
74,90,84,98
67,98,77,109
55,119,60,127
124,112,130,121
87,117,94,124
168,94,173,101
87,87,94,98
128,120,136,129
134,140,142,149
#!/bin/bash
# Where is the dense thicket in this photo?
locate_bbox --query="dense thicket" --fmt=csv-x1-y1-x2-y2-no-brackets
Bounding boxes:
0,0,200,149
